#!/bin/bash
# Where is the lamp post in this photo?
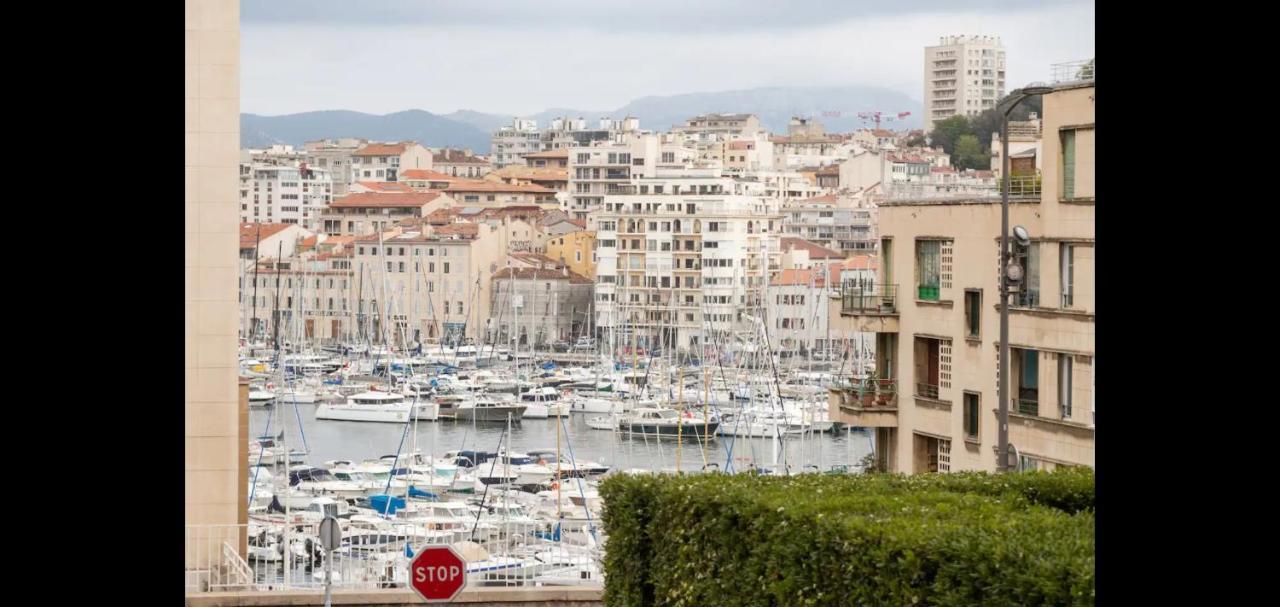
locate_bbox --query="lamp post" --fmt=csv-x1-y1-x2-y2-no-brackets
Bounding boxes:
997,84,1052,473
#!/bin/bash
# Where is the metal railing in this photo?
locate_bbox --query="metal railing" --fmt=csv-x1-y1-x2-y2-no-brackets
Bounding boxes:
998,173,1042,200
1051,59,1095,84
836,378,899,408
186,518,604,594
916,383,940,400
840,284,897,314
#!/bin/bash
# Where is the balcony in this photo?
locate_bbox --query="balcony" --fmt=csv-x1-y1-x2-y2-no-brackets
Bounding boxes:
829,378,898,427
1051,59,1095,84
835,284,898,333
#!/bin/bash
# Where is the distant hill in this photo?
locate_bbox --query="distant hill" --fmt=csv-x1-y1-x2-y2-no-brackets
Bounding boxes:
241,85,923,153
240,110,491,152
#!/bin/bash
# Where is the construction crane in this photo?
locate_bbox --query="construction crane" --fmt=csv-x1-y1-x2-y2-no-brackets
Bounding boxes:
857,111,912,131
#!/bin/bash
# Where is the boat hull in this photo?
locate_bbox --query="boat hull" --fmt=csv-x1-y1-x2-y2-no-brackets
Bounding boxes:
315,403,413,423
619,421,720,438
457,405,527,423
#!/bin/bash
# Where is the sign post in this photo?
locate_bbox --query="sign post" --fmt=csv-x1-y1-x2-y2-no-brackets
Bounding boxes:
409,545,468,603
319,516,341,607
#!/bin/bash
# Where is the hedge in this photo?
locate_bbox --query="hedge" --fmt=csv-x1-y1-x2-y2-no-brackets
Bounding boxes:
599,468,1094,606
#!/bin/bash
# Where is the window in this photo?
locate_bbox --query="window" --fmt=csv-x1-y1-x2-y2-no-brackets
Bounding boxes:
1061,130,1076,199
398,262,405,273
457,302,464,314
1016,348,1039,415
914,336,941,399
1060,244,1074,308
1058,354,1073,419
964,290,981,338
429,262,435,272
1013,242,1040,307
443,263,450,274
963,393,979,439
916,240,941,301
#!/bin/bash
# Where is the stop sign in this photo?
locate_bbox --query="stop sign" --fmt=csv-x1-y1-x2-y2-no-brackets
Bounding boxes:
409,545,468,603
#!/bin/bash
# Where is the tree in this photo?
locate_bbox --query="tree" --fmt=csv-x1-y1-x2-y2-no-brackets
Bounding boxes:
927,116,969,155
952,134,989,171
905,133,926,147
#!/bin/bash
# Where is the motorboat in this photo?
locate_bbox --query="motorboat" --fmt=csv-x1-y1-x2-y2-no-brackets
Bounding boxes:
456,397,527,423
248,386,277,407
315,390,413,423
618,407,720,439
519,387,570,417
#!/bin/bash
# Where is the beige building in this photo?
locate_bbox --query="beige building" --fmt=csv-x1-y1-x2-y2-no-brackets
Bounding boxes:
186,0,247,576
433,148,491,178
304,138,366,196
444,180,558,209
924,35,1007,132
350,141,433,183
319,191,455,235
829,78,1094,474
349,223,506,345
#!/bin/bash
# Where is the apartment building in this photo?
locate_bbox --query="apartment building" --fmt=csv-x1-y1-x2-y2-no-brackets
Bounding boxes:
318,191,455,235
671,113,766,141
592,170,782,354
566,133,694,224
491,117,641,168
238,164,333,229
923,35,1007,132
240,252,355,344
488,265,594,347
545,230,598,280
443,180,558,209
991,115,1043,178
304,138,366,196
432,148,491,178
766,259,875,360
350,141,433,183
348,223,506,345
828,76,1094,474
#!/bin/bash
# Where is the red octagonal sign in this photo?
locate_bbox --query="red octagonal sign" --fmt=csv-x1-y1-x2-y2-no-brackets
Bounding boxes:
409,545,468,603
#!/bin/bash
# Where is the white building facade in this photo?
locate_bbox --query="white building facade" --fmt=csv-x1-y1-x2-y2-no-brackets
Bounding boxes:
238,164,333,229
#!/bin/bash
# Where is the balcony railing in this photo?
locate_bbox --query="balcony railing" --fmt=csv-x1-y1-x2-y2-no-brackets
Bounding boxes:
998,173,1042,200
915,383,940,399
917,284,939,301
840,284,897,314
1018,389,1039,415
1051,59,1095,84
836,377,898,408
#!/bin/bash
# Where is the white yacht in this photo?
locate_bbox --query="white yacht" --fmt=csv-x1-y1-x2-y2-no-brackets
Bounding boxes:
248,386,277,407
315,390,413,423
456,397,527,423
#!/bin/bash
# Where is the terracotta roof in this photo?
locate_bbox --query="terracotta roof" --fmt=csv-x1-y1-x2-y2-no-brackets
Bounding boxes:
728,141,755,150
509,252,558,266
433,149,488,164
355,181,415,193
444,180,555,195
872,129,896,137
772,268,833,287
781,236,844,260
401,169,457,181
816,165,840,175
838,255,877,272
523,149,569,159
493,266,592,284
299,235,320,247
353,142,414,156
329,191,445,209
433,223,480,237
930,166,957,173
239,223,294,248
799,194,838,203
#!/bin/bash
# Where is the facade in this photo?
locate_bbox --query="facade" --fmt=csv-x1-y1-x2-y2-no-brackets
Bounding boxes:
766,260,874,360
319,191,455,235
828,79,1094,474
444,180,558,209
671,113,765,140
237,164,332,229
523,149,569,169
491,117,641,168
304,138,366,196
991,115,1043,178
923,35,1006,132
488,266,594,347
566,133,693,224
350,141,433,183
185,0,246,566
485,165,570,193
433,148,491,178
545,230,598,280
348,223,506,345
239,222,313,265
592,170,782,353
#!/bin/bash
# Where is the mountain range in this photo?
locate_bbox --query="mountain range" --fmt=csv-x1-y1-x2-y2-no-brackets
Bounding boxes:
241,85,923,153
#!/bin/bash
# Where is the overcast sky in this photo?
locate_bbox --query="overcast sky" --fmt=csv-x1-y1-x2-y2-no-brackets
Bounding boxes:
241,0,1094,116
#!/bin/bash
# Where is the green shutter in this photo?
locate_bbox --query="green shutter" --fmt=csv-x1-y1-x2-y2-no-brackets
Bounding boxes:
1062,130,1076,199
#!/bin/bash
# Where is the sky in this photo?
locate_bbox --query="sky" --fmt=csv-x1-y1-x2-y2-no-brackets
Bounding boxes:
241,0,1095,116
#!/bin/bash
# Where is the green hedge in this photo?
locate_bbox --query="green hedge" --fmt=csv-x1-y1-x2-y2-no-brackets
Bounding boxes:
600,469,1094,606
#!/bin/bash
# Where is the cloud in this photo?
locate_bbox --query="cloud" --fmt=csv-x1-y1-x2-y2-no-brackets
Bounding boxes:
241,1,1094,116
243,0,1086,31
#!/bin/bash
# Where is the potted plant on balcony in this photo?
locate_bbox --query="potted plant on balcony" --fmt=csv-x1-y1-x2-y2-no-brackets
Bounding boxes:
874,378,895,407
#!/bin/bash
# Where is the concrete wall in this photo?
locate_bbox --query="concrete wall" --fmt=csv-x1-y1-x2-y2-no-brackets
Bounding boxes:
186,0,245,564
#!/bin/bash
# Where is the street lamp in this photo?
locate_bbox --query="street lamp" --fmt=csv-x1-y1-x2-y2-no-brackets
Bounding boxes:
997,84,1052,473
